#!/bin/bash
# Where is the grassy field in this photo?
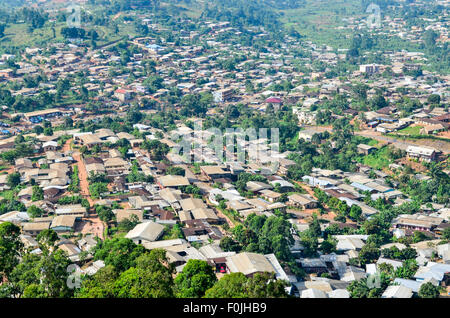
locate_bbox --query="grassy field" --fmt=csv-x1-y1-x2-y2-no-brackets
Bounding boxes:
359,146,392,170
367,139,379,147
396,125,423,135
279,0,364,48
0,15,139,52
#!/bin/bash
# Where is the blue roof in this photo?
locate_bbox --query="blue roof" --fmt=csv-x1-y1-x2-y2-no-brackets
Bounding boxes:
376,117,397,122
393,278,422,293
302,176,332,187
351,182,374,192
338,197,358,206
146,44,162,49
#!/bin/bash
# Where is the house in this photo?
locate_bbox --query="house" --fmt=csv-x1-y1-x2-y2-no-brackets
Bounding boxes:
0,174,10,191
141,239,187,251
359,64,379,74
50,215,77,232
200,166,231,181
357,144,377,155
114,88,131,101
0,68,14,78
18,187,34,201
406,145,437,162
104,157,130,176
79,134,103,149
381,285,413,298
392,216,436,232
182,220,223,242
376,257,404,270
78,235,98,252
180,198,207,211
226,252,288,281
15,158,33,171
58,241,82,261
259,189,282,203
269,179,295,192
55,204,87,218
191,208,219,223
83,260,106,276
334,235,368,251
414,262,450,284
125,221,165,244
22,221,51,236
420,124,446,135
288,194,318,209
213,88,234,103
300,289,328,298
246,181,272,192
114,209,144,223
158,175,190,188
42,141,58,152
23,108,65,123
298,258,328,275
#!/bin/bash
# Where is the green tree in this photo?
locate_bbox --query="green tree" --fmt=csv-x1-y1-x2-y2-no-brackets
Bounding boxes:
174,259,217,298
112,250,175,298
442,227,450,241
349,205,362,221
320,238,337,254
0,222,23,280
27,205,45,218
418,282,440,298
358,243,381,266
93,238,146,272
36,229,59,254
95,205,115,223
31,185,44,201
204,272,289,298
7,172,21,188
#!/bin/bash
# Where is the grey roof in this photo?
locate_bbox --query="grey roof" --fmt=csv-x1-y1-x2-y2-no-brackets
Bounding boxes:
301,288,328,298
125,221,165,242
381,285,413,298
327,289,350,298
393,278,423,293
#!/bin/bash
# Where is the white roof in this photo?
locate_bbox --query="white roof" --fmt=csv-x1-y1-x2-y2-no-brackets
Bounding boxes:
327,289,350,298
406,145,435,156
125,221,165,242
382,285,413,298
301,288,328,298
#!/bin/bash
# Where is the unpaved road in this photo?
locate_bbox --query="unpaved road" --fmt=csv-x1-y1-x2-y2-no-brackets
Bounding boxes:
355,130,450,154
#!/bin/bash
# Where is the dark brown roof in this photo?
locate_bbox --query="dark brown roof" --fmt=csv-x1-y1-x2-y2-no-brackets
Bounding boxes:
84,157,103,165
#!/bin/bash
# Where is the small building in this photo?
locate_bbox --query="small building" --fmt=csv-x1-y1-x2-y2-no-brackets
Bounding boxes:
114,89,131,101
288,194,318,209
42,141,58,152
125,221,165,245
406,145,437,162
381,285,413,298
357,144,376,155
50,215,77,232
158,175,190,188
22,221,51,236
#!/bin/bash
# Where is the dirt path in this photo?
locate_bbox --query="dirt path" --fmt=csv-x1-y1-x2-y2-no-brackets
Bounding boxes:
62,139,72,153
356,130,450,154
72,151,95,206
76,218,104,240
71,150,104,239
